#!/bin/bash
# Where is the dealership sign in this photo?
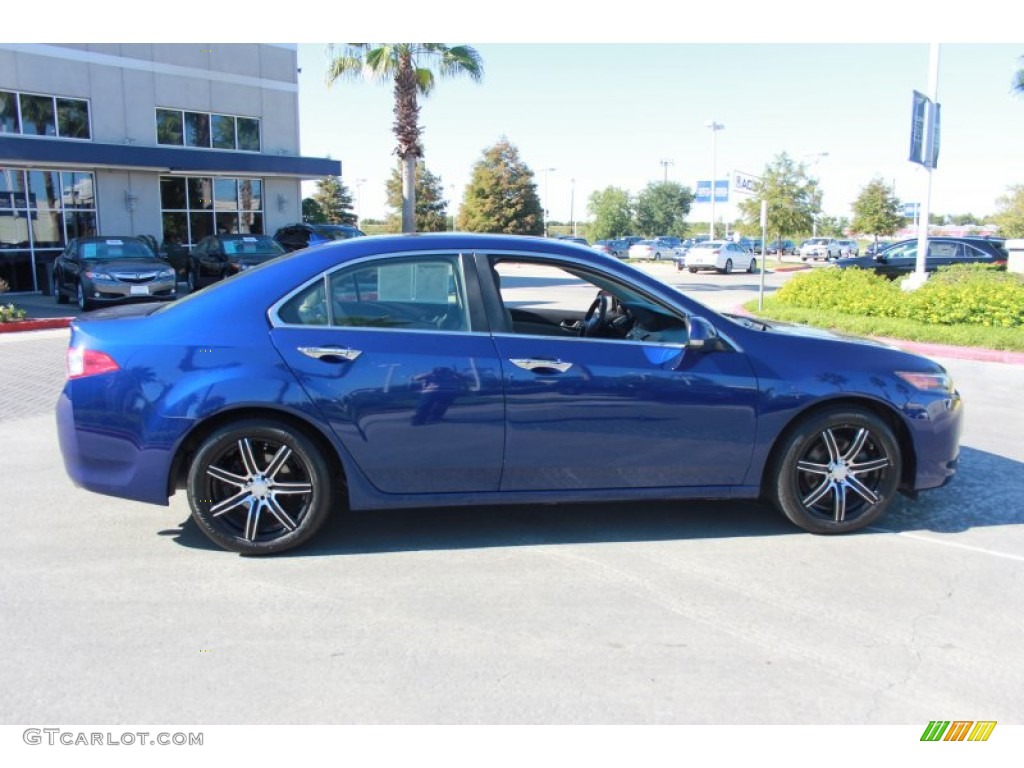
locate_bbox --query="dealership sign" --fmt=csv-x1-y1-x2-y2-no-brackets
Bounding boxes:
731,170,761,197
695,180,729,203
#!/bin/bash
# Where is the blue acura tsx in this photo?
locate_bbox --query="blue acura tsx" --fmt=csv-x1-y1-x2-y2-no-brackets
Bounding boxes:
57,234,963,554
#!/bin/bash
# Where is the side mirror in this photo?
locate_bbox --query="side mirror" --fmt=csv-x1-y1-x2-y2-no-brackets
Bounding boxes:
687,316,720,351
873,253,886,262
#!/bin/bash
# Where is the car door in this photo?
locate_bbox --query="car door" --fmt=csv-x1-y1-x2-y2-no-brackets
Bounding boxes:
479,252,758,492
269,251,505,495
54,240,76,294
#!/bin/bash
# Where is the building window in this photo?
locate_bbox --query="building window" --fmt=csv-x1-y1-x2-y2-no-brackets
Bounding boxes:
0,91,90,140
156,109,260,152
160,176,263,254
0,167,96,292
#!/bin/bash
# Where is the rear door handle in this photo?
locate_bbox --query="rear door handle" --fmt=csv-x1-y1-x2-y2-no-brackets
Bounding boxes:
298,346,362,362
509,358,573,374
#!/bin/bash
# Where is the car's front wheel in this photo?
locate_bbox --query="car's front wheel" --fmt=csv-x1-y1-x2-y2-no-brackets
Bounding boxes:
688,267,698,274
186,269,198,293
747,257,757,273
187,420,335,555
76,282,92,311
769,407,901,534
54,273,68,304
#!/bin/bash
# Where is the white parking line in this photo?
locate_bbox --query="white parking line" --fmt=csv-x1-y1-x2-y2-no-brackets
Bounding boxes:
868,527,1024,562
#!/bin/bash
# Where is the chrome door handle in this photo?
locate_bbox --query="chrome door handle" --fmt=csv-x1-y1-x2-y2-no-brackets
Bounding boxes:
509,358,573,373
298,346,362,362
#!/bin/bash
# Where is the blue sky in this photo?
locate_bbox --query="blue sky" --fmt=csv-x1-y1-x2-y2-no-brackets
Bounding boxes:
297,41,1024,224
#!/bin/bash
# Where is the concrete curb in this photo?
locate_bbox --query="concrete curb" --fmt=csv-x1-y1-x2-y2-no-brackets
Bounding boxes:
0,317,73,334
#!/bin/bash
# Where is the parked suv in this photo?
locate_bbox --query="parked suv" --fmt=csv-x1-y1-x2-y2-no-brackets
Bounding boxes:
833,237,1008,278
273,223,366,253
53,236,178,311
799,238,843,260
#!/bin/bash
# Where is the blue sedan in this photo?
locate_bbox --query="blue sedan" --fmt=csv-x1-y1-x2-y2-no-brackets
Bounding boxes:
57,234,963,554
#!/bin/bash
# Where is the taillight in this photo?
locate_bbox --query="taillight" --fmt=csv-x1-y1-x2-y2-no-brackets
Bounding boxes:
67,346,120,379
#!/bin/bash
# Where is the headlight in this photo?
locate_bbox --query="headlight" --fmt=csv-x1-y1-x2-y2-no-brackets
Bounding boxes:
158,268,175,279
83,270,112,280
895,371,955,393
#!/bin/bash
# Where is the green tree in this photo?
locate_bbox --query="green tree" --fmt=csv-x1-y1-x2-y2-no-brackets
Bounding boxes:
457,138,543,235
385,160,448,232
312,176,357,225
737,152,820,241
326,43,483,233
993,185,1024,238
815,215,849,238
634,182,693,237
586,186,633,240
850,178,903,247
302,197,327,224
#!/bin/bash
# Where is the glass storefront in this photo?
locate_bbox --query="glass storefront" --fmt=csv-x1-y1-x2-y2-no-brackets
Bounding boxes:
159,176,263,254
0,168,96,292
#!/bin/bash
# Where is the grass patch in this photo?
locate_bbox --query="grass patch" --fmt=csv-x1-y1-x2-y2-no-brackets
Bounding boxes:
744,298,1024,351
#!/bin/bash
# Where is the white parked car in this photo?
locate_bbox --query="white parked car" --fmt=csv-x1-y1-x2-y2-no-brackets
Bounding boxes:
836,238,860,257
682,240,756,274
627,238,681,260
799,237,843,261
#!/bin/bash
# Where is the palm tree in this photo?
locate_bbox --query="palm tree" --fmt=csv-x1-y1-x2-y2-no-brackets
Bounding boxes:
326,44,483,233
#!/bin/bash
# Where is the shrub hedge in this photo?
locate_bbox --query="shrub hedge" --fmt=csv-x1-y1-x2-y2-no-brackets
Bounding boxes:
773,265,1024,328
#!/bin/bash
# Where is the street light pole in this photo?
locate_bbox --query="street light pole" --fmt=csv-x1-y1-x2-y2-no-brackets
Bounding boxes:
570,177,576,237
354,177,367,226
706,121,724,239
448,184,456,231
659,159,674,183
540,167,556,237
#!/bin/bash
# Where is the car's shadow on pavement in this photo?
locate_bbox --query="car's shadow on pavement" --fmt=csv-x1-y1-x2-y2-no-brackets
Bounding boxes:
164,498,798,556
162,445,1024,556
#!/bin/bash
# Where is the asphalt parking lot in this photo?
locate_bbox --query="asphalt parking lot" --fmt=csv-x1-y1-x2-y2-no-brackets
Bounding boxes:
1,268,1022,726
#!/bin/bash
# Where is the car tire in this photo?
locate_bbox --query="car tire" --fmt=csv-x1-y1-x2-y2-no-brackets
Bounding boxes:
769,407,901,534
747,257,757,273
688,267,698,274
76,282,92,312
721,259,733,274
187,269,198,293
54,273,68,305
187,419,335,555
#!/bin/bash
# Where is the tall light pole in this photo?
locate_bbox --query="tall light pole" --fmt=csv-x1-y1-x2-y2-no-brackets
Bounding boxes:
354,178,367,226
803,152,829,237
659,159,674,183
448,184,456,231
541,167,556,237
706,121,724,239
570,177,576,237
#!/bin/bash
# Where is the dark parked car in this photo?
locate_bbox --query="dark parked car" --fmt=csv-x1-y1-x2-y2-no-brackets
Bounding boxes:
58,233,962,555
274,223,366,253
187,234,287,291
53,236,177,311
766,239,796,255
833,237,1008,278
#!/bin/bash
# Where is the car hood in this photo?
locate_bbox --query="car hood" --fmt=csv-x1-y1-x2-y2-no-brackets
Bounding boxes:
729,314,894,349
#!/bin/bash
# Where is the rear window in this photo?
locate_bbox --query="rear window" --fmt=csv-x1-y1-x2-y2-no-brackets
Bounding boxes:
312,226,364,241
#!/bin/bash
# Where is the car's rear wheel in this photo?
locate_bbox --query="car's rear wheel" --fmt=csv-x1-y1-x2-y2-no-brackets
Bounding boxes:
186,269,198,293
187,420,335,555
688,267,698,274
747,257,757,273
54,273,68,304
769,407,901,534
721,259,733,274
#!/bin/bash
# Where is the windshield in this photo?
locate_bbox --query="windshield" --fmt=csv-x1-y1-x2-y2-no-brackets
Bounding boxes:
79,239,155,260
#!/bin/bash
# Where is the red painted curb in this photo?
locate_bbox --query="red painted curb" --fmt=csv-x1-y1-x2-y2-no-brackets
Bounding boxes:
0,317,73,334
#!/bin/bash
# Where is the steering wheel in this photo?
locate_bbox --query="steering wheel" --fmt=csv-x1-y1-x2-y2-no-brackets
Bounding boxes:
580,292,609,337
